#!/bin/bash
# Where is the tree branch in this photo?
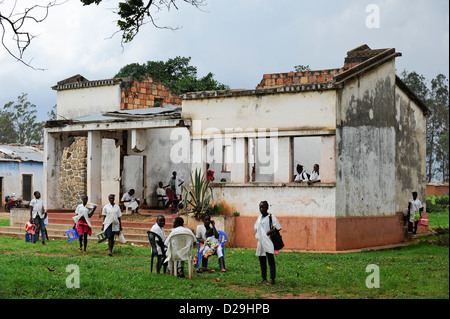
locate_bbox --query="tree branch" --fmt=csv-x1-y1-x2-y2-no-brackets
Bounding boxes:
0,0,66,70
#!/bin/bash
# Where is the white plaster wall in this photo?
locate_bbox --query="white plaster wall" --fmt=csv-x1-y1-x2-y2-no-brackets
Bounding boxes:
336,61,397,217
101,139,121,207
182,90,337,136
211,184,336,217
394,86,427,212
56,85,121,120
126,127,191,205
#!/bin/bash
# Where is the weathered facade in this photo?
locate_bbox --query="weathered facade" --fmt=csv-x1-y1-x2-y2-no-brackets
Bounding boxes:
0,144,44,206
44,45,428,251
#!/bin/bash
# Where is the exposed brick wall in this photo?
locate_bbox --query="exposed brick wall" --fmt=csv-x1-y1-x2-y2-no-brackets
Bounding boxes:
120,75,181,110
256,68,343,89
256,45,388,90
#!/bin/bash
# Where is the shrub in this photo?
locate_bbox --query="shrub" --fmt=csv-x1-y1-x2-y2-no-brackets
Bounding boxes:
426,195,449,213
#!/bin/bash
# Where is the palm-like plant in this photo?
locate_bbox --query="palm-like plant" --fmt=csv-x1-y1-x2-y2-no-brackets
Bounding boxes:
182,168,213,220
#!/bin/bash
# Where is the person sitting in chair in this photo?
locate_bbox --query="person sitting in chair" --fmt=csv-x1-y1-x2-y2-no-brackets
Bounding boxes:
196,214,226,272
164,217,197,278
156,182,168,209
121,189,140,215
150,215,167,273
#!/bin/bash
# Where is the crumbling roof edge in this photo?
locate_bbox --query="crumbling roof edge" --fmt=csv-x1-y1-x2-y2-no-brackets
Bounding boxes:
395,76,430,115
181,83,337,100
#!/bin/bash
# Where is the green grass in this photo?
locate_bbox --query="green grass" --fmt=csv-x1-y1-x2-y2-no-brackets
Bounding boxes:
0,211,448,299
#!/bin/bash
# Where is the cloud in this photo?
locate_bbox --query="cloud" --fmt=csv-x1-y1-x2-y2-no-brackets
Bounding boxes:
0,0,448,123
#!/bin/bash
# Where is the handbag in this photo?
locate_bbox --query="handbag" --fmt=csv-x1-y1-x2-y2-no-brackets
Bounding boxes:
269,214,284,251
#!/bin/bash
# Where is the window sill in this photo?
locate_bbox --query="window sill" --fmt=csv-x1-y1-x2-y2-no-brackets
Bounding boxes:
210,182,336,188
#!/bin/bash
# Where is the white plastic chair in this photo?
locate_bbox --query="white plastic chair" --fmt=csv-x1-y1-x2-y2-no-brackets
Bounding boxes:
166,233,195,279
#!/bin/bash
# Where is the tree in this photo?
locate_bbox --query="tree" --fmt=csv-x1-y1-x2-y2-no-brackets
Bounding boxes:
0,93,44,145
400,70,449,182
430,74,449,181
81,0,206,44
115,56,229,94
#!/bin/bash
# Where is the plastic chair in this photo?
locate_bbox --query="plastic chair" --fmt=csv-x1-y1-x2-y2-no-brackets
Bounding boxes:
166,233,195,279
95,230,107,243
196,230,227,269
165,188,181,212
147,231,167,274
65,229,79,242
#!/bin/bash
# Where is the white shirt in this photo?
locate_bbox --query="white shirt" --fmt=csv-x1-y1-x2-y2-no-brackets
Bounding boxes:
102,203,122,232
309,171,321,182
121,193,139,210
156,188,168,199
169,176,184,195
408,198,423,223
294,171,309,182
150,223,166,255
254,214,281,256
30,198,45,219
73,204,93,228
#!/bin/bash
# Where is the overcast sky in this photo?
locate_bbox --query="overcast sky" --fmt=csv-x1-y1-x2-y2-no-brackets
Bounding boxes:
0,0,448,122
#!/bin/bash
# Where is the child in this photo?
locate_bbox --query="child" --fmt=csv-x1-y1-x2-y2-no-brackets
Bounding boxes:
201,228,220,258
102,194,122,256
29,191,47,245
307,164,321,185
73,195,96,252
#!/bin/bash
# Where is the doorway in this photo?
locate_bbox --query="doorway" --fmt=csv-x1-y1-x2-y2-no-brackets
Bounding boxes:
22,174,32,201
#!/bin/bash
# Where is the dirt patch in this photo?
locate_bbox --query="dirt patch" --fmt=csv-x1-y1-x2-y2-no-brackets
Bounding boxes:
229,284,329,299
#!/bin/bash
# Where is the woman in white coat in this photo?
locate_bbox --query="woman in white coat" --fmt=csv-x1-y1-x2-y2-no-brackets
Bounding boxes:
254,201,281,286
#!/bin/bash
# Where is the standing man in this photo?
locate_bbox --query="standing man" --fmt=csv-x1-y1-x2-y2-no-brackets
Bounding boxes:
102,194,122,256
29,191,47,245
165,171,184,197
408,191,424,237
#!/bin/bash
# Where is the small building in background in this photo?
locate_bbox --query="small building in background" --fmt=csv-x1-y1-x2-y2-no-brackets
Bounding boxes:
0,144,44,208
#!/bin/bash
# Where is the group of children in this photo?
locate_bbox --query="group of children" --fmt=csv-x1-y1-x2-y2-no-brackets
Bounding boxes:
149,213,226,277
294,164,321,184
27,191,280,285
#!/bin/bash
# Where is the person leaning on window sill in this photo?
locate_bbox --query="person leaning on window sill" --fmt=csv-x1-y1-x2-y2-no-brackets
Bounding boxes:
307,164,321,185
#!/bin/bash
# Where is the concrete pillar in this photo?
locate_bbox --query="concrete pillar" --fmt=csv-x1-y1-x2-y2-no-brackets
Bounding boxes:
230,138,247,183
43,131,71,209
274,137,293,183
131,129,146,152
191,139,205,175
87,131,102,206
